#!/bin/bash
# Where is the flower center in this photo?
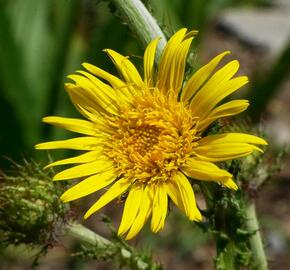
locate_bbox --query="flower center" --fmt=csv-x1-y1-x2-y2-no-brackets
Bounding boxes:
122,125,160,156
104,90,199,184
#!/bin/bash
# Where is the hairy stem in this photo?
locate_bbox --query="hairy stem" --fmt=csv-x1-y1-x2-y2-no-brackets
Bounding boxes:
65,221,156,270
109,0,167,62
244,200,268,270
65,221,110,246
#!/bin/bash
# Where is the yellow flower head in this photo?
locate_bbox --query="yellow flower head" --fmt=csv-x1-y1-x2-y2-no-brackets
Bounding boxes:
36,28,267,239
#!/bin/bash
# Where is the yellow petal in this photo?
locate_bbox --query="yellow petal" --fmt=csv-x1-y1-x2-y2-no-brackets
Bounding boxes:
172,172,202,221
194,143,263,162
65,83,103,116
156,29,197,93
76,70,117,99
53,157,114,181
190,60,242,117
223,178,238,190
82,62,125,89
35,136,103,151
197,100,249,131
125,186,152,240
157,28,188,91
198,133,268,146
104,49,144,89
181,51,230,102
165,181,185,213
42,116,97,136
181,158,238,190
170,37,194,94
193,76,248,119
194,133,267,162
44,150,102,169
144,38,160,86
60,169,117,202
68,74,118,115
150,184,168,233
118,185,143,236
181,158,232,181
82,63,134,104
84,178,130,219
77,69,132,106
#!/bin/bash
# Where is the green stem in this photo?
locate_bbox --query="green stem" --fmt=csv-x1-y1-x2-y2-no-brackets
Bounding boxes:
244,200,268,270
110,0,167,62
65,221,153,270
65,221,110,246
216,241,236,270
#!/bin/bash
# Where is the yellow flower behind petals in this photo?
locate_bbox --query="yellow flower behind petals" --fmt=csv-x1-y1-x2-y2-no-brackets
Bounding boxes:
36,28,267,240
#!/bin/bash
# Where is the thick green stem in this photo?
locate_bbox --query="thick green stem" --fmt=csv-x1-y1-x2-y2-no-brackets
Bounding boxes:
65,221,110,247
65,221,151,270
110,0,166,62
244,200,268,270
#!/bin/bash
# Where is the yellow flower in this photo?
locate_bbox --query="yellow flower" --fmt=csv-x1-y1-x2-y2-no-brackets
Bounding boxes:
36,28,267,239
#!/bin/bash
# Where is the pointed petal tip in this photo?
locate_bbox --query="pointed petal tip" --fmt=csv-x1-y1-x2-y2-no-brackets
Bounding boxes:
82,62,95,71
52,174,64,181
258,138,268,145
252,144,265,153
151,227,160,234
177,27,187,33
189,210,202,222
64,82,75,91
35,143,46,150
60,194,67,202
224,178,239,191
103,48,113,55
83,203,97,219
233,185,239,191
125,234,134,241
125,230,137,240
75,69,84,74
42,116,50,122
195,215,202,222
218,50,231,57
83,211,92,220
66,74,74,80
117,228,125,237
185,29,199,39
230,183,239,191
43,164,51,170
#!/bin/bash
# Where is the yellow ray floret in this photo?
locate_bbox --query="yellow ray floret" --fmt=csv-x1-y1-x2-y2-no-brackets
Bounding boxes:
36,28,267,239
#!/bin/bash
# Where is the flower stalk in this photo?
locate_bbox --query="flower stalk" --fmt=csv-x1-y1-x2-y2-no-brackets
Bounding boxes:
110,0,166,62
65,221,162,270
244,199,268,270
65,221,110,247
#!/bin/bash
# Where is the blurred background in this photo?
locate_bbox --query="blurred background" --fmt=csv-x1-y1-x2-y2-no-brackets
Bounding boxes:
0,0,290,269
